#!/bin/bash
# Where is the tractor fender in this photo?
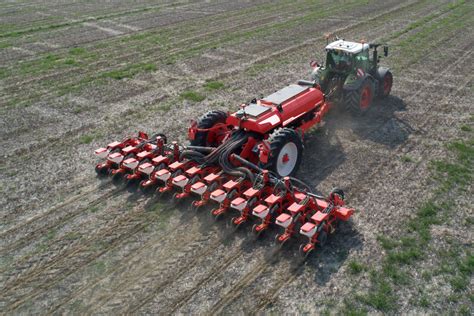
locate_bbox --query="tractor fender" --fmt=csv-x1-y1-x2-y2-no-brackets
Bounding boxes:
374,66,391,81
343,73,374,91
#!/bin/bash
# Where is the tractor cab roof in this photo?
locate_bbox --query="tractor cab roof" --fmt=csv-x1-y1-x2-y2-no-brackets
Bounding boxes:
325,39,369,54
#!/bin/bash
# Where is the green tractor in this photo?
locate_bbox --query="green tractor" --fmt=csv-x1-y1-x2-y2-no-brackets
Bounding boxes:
310,38,393,114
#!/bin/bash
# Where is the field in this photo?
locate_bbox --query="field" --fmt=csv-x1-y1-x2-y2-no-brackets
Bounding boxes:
0,0,473,314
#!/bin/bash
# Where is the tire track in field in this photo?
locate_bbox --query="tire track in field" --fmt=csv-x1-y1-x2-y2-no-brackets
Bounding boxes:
1,179,104,236
165,19,472,314
0,2,184,41
61,3,438,310
1,0,381,224
87,222,243,314
5,0,468,314
0,0,434,310
3,0,421,166
0,0,309,101
3,0,409,112
45,203,218,313
2,0,428,259
0,0,289,66
1,196,175,311
1,186,148,292
0,184,123,256
215,43,473,314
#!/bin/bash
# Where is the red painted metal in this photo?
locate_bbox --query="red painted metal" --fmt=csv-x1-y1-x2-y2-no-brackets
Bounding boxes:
93,79,355,258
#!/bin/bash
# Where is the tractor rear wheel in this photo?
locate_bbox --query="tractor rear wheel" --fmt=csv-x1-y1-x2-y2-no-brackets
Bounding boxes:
190,110,227,147
263,128,303,177
345,79,374,115
379,71,393,98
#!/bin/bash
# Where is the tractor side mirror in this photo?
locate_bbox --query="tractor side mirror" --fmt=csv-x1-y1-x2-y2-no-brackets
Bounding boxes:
383,46,389,57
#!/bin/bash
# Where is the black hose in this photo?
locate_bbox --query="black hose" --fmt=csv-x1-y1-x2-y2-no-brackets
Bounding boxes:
288,176,314,193
180,150,206,164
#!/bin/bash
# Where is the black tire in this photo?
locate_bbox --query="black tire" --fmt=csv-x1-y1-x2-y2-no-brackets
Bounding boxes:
125,177,139,189
231,217,242,231
330,188,345,201
252,223,265,239
190,110,227,147
378,70,393,98
150,133,167,144
274,234,287,249
95,165,108,176
191,202,202,212
111,171,124,184
299,244,312,260
345,79,374,115
139,180,154,195
261,128,303,177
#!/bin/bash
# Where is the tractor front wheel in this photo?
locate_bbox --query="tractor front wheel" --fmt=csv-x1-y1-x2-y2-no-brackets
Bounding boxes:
345,79,374,115
379,71,393,98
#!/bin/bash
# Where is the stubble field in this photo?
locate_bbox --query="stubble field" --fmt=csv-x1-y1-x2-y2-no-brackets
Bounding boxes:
0,0,472,314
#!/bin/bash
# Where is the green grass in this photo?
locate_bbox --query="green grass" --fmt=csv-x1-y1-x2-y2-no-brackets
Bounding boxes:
19,53,60,75
64,232,81,241
0,41,12,49
90,206,99,213
418,294,430,307
351,136,474,312
460,125,472,132
449,254,474,291
180,90,205,102
45,228,57,241
94,261,106,274
376,235,398,250
204,80,225,90
358,277,395,312
0,6,159,39
79,134,95,144
382,263,410,285
348,260,366,275
69,47,87,56
64,58,78,66
100,62,156,80
400,155,414,163
0,67,9,80
431,139,473,192
157,101,172,112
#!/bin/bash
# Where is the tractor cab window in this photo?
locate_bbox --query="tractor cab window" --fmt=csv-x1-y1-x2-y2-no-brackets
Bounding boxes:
326,49,352,71
354,49,370,72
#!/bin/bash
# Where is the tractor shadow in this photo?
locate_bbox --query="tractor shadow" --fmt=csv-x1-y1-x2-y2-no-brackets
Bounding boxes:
295,95,411,190
304,221,362,283
329,95,413,148
298,128,346,189
261,219,362,284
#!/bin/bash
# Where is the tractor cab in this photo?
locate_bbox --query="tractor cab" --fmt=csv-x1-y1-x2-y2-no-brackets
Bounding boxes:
324,40,371,73
310,38,392,114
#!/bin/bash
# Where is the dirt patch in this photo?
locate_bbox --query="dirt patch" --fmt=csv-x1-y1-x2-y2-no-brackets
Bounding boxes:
1,0,472,314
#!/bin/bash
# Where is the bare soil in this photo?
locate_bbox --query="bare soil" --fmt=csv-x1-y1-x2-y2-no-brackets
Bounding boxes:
1,0,472,314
